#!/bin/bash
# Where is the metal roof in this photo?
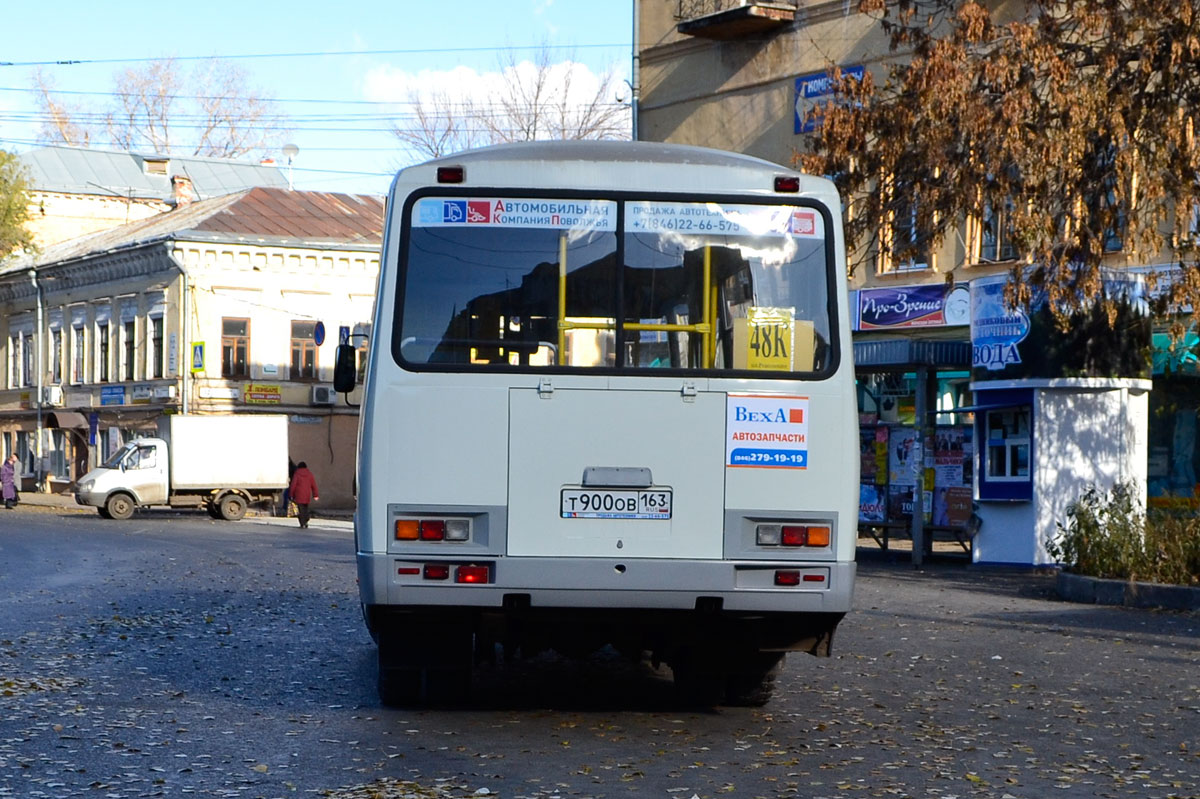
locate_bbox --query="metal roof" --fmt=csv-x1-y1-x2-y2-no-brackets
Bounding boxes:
2,187,384,274
18,145,289,202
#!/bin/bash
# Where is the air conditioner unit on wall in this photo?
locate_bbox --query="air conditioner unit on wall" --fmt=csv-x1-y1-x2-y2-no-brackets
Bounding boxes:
311,385,336,406
42,385,64,407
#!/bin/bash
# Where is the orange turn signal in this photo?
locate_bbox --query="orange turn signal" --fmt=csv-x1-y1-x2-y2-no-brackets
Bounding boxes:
395,520,419,540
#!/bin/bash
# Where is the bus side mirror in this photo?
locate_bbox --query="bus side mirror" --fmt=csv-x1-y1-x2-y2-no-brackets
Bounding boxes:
333,344,357,394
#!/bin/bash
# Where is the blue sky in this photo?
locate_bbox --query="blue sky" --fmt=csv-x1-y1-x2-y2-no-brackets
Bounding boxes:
0,0,634,194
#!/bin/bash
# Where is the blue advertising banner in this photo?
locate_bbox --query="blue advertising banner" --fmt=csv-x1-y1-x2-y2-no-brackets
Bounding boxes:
794,65,864,134
857,284,970,330
970,275,1030,371
970,272,1149,380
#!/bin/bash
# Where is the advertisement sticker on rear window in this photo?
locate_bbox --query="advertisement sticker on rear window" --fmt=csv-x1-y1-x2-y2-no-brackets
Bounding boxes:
626,201,824,239
726,393,810,469
414,197,616,231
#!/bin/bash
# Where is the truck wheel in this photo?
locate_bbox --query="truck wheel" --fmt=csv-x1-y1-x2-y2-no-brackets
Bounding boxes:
105,493,135,521
725,652,785,707
218,494,247,521
97,506,112,519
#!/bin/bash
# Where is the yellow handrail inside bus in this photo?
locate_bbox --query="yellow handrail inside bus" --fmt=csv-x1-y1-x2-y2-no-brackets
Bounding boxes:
554,241,718,367
557,233,568,365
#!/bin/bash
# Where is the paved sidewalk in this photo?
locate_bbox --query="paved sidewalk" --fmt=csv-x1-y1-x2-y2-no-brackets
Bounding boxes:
6,489,354,530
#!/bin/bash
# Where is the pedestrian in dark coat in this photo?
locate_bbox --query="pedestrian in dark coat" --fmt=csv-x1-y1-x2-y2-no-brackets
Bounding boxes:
289,461,319,529
2,453,18,509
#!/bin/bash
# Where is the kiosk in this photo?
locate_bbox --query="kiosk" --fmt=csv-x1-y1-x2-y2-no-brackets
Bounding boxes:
969,275,1151,566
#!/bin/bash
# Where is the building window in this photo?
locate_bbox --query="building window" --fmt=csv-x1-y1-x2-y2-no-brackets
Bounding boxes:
980,197,1017,262
72,326,85,384
290,321,318,381
123,319,136,381
879,183,932,274
222,318,250,378
51,329,63,384
97,323,110,382
355,323,371,381
16,431,32,476
48,430,69,480
21,332,33,388
985,407,1031,481
150,316,164,379
8,335,18,389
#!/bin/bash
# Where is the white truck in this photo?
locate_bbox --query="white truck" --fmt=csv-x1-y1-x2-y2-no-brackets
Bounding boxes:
75,414,289,521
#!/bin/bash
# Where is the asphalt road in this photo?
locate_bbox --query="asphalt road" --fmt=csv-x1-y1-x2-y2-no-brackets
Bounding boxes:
0,510,1196,799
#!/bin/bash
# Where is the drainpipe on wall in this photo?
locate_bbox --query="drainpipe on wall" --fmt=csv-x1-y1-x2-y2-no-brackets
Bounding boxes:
168,249,192,415
28,269,44,491
631,0,640,141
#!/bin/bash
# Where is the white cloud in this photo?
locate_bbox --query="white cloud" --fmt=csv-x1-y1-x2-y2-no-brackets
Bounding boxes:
362,58,627,110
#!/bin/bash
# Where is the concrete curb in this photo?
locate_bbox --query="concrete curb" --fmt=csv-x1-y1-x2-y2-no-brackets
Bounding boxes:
1056,571,1200,611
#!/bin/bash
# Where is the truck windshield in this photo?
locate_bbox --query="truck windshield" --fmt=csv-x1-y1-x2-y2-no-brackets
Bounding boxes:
103,445,134,469
396,196,834,375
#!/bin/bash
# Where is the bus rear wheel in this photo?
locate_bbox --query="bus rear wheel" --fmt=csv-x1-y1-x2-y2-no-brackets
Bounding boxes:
724,652,785,707
377,622,473,707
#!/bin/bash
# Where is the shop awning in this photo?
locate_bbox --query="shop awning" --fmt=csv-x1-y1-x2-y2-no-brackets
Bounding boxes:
853,340,971,370
45,411,89,430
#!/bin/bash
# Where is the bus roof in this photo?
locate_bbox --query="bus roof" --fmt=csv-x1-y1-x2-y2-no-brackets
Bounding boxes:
396,141,836,200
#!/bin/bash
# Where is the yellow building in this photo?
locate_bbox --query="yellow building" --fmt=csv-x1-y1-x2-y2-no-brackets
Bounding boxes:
0,187,382,508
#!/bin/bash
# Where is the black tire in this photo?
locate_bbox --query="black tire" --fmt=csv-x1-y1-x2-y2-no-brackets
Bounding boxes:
377,623,473,707
671,656,727,708
105,493,135,521
378,660,422,707
725,652,785,707
218,494,247,521
206,503,222,519
97,506,112,519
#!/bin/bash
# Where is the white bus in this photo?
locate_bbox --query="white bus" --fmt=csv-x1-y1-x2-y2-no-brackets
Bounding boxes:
334,141,858,706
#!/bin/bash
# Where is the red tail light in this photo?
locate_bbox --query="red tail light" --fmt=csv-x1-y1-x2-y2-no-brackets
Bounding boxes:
419,520,446,541
774,175,800,192
781,525,808,546
437,166,465,183
455,565,490,584
423,564,450,580
774,570,801,587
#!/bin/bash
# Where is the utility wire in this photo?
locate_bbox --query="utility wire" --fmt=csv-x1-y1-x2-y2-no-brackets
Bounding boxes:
0,43,627,68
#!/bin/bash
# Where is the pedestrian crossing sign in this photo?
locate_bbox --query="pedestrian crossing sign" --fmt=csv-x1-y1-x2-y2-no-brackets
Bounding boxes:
191,342,205,373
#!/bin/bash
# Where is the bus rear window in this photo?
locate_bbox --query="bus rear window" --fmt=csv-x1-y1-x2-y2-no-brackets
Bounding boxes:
397,196,833,374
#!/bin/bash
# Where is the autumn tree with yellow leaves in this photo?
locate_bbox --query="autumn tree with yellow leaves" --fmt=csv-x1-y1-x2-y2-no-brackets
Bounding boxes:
801,1,1200,324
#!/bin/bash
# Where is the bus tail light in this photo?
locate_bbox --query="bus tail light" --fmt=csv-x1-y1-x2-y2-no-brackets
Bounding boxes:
437,166,465,183
756,523,831,547
394,517,471,543
775,570,801,586
423,564,450,580
445,519,470,541
774,175,800,192
455,565,490,584
419,520,446,541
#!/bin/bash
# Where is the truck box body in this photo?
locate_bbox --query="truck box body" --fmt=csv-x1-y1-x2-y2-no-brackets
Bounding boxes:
157,414,289,490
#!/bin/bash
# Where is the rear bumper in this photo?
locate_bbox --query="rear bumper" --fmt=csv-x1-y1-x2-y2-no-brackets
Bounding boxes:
357,552,855,614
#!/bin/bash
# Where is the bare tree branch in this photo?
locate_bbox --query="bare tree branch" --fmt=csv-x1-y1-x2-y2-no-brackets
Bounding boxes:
32,58,289,159
391,46,629,159
32,68,91,147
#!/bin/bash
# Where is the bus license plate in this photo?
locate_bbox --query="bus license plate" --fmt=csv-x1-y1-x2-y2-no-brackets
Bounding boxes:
560,489,672,519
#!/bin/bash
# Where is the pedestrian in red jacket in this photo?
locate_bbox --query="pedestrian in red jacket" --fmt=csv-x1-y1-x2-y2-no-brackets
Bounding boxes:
289,461,319,529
